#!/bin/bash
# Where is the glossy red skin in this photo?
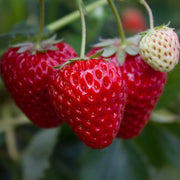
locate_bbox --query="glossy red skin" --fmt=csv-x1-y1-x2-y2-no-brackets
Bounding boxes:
0,42,77,128
49,59,127,149
87,48,167,139
122,8,147,33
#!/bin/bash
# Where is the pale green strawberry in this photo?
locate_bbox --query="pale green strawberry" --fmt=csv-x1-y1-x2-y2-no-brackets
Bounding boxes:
139,26,180,72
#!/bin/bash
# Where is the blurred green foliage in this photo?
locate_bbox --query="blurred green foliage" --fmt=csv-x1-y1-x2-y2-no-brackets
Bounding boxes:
0,0,180,180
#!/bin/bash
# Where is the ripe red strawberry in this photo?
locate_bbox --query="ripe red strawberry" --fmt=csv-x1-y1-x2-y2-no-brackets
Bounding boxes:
48,58,127,148
0,42,77,128
122,7,147,33
117,54,167,139
87,39,167,139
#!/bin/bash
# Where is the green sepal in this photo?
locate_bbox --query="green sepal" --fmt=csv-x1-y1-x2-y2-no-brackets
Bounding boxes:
53,58,81,69
101,46,117,57
125,45,139,56
17,45,33,53
11,42,33,48
92,39,119,48
139,29,154,36
37,46,58,53
53,49,107,70
91,36,141,65
139,23,172,37
40,35,62,47
31,50,37,55
0,23,52,54
10,35,62,54
37,49,47,53
117,49,126,66
89,49,104,59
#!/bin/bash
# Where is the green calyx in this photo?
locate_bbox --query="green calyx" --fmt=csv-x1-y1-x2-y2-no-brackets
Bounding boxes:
93,36,140,65
138,24,174,48
11,35,62,54
139,24,172,37
54,50,105,69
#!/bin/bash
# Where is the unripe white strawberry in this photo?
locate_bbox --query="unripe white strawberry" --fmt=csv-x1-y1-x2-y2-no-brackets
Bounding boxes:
139,26,180,72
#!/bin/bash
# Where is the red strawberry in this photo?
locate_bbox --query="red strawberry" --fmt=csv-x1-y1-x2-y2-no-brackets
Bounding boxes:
87,39,167,139
0,42,77,128
49,58,127,148
122,7,147,33
117,54,167,139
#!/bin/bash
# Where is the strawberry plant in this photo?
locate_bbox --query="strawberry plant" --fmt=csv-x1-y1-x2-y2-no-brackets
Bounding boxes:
0,0,180,179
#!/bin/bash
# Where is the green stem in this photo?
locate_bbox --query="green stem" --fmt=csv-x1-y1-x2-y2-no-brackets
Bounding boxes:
36,0,45,48
107,0,126,45
77,0,86,59
140,0,154,29
6,128,19,162
0,117,30,134
46,0,107,32
2,106,21,163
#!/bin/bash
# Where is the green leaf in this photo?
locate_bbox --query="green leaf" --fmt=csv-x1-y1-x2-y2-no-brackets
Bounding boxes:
101,46,117,57
22,128,60,180
0,34,13,51
161,123,180,138
79,140,150,180
150,166,180,180
117,49,126,66
136,123,180,171
49,123,84,180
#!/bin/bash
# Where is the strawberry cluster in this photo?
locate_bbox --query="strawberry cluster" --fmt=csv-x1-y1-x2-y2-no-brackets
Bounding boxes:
0,34,174,149
0,1,179,149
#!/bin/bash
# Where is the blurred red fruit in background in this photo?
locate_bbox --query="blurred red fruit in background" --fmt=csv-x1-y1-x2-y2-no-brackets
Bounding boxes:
122,7,147,33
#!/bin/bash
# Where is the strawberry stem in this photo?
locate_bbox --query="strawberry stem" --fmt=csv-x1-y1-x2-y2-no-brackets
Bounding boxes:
107,0,126,45
140,0,154,29
36,0,45,49
77,0,86,59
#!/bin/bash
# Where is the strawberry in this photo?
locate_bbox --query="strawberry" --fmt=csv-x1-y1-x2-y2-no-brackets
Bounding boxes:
0,41,77,128
48,58,127,148
117,54,167,139
87,37,167,139
122,7,147,34
139,26,180,72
